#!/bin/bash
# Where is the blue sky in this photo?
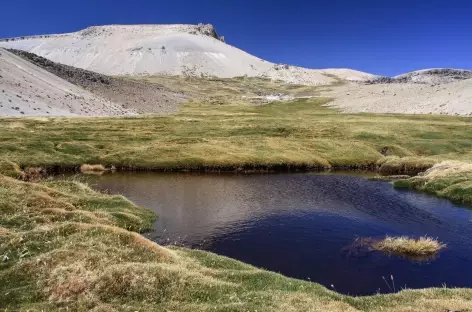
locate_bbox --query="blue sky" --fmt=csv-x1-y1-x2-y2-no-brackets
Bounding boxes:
1,0,472,76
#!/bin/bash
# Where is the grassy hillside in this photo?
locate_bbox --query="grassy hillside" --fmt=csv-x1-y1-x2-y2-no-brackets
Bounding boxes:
2,174,472,312
130,75,324,103
1,98,472,174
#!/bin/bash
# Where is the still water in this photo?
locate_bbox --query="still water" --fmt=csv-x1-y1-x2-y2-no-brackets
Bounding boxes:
84,172,472,295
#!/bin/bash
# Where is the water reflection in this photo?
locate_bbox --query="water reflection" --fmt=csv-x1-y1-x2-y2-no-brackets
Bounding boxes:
86,172,472,295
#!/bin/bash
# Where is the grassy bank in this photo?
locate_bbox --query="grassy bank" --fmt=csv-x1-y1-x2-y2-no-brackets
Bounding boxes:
394,161,472,204
2,174,472,312
1,98,472,174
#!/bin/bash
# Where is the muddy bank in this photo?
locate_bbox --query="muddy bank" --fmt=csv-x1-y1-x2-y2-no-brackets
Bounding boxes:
12,162,428,177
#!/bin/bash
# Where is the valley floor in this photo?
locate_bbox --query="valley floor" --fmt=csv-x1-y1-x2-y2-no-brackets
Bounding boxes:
1,97,472,172
2,97,472,311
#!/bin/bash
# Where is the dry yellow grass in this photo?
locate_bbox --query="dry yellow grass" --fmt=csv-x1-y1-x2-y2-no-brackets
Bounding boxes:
0,227,10,236
80,164,107,173
377,156,438,175
0,159,22,178
420,161,472,179
373,236,446,256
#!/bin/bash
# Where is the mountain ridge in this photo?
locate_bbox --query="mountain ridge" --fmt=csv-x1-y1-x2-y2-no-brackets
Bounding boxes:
0,24,376,85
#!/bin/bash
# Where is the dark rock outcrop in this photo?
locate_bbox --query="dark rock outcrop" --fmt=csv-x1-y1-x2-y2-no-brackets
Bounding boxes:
195,24,225,42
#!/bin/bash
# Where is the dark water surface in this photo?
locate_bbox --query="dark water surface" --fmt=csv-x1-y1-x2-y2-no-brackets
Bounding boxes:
84,172,472,295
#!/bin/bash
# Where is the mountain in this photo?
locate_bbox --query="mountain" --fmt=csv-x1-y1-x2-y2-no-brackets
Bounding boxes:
0,24,376,85
6,48,186,115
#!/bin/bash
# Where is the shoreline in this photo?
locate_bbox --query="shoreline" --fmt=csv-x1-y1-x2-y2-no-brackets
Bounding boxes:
18,162,429,176
2,171,472,311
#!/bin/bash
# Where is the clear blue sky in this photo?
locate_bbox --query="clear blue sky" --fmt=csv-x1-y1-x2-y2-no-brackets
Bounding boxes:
1,0,472,76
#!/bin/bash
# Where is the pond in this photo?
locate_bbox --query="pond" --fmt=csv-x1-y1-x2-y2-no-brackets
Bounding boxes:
82,172,472,295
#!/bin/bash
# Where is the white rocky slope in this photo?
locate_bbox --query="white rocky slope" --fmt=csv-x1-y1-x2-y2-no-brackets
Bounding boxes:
0,24,375,85
0,48,135,116
323,78,472,116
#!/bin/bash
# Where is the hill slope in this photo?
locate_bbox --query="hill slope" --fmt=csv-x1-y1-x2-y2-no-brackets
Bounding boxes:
0,24,375,85
7,49,186,115
394,68,472,85
0,48,133,116
324,77,472,115
366,68,472,85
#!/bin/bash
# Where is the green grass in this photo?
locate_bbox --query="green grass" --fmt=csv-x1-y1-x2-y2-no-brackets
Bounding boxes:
129,75,323,103
0,159,22,178
1,98,472,174
2,174,472,312
393,161,472,204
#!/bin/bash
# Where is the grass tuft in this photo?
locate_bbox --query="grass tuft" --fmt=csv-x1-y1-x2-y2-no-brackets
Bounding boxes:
80,164,107,173
373,236,446,256
0,159,22,178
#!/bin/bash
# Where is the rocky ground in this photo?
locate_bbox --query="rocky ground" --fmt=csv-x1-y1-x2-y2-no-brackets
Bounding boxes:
324,67,472,116
366,68,472,85
9,49,186,115
322,78,472,116
0,48,133,116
